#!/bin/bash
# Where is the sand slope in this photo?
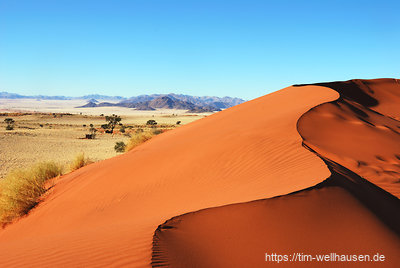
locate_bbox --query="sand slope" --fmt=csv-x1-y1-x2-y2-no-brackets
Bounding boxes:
1,79,399,267
298,79,400,198
152,79,400,267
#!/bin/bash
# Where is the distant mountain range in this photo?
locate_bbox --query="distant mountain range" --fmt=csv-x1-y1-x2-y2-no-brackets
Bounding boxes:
0,92,125,101
0,91,245,112
77,94,245,112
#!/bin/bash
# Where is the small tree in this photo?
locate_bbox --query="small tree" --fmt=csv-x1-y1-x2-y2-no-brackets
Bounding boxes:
146,119,157,126
176,121,181,125
114,141,126,153
105,114,121,134
4,118,15,130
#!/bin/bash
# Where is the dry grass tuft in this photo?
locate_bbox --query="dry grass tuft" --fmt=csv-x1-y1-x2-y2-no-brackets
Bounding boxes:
70,153,93,171
125,131,155,152
0,162,62,226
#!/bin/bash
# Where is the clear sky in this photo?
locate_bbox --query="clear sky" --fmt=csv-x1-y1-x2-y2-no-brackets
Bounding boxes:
0,0,399,100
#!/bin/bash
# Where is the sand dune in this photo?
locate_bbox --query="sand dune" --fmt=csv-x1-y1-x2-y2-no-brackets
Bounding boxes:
1,79,399,267
297,79,400,198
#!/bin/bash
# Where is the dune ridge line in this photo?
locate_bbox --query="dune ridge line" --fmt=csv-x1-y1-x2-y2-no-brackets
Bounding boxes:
151,79,400,267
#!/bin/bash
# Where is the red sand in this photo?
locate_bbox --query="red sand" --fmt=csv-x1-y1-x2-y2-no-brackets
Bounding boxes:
298,79,400,198
154,186,399,267
1,79,399,267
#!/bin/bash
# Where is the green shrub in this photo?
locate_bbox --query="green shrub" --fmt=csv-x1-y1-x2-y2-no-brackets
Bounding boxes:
4,118,15,130
146,119,157,125
152,129,163,135
114,141,126,153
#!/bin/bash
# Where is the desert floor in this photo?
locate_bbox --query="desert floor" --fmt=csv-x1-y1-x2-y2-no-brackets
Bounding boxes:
0,101,208,178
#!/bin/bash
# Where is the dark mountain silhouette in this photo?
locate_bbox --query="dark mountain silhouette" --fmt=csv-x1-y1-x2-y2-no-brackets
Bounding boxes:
0,91,245,112
77,101,98,108
78,94,245,112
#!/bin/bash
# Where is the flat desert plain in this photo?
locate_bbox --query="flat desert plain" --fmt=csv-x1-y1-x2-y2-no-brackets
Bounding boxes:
0,99,208,178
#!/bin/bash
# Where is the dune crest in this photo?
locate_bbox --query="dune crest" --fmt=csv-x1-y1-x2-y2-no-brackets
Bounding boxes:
297,78,400,198
152,79,400,267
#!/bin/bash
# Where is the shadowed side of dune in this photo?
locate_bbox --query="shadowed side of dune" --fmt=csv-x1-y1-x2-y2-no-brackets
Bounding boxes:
151,79,400,267
151,161,400,268
306,146,400,235
297,78,400,197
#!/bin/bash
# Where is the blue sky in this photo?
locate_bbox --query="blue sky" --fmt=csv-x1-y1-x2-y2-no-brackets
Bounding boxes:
0,0,399,100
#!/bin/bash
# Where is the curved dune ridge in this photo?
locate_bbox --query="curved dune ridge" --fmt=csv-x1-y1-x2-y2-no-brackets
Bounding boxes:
152,79,400,267
0,79,399,267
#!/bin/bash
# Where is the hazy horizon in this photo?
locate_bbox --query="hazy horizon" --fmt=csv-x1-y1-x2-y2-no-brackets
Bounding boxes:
0,90,247,100
1,0,399,100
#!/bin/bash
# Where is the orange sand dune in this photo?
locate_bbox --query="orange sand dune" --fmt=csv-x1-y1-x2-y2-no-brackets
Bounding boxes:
153,183,400,267
1,79,399,267
153,79,400,267
298,79,400,197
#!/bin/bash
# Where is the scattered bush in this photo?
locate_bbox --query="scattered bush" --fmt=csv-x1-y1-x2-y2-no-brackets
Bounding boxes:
4,118,15,130
152,129,163,135
119,126,126,133
70,153,92,171
146,119,157,126
86,124,97,139
114,141,126,152
0,162,62,226
176,121,181,125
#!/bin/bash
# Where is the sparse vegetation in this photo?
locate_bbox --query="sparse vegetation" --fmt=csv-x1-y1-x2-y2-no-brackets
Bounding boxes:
86,123,97,139
0,109,206,225
105,114,122,134
0,162,62,226
176,120,181,125
152,129,163,135
146,119,157,126
69,153,92,171
125,131,155,152
0,112,202,179
4,118,15,130
0,151,98,226
114,141,126,152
